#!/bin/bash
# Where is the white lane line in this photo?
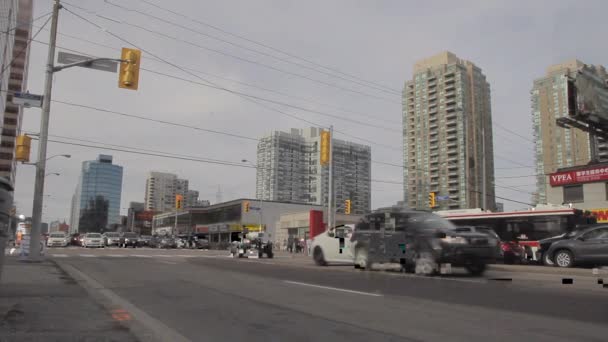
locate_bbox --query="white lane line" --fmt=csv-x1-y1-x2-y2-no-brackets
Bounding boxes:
154,255,173,258
174,255,197,258
284,280,383,297
79,254,96,258
132,254,152,258
106,254,126,257
158,260,179,265
50,254,68,258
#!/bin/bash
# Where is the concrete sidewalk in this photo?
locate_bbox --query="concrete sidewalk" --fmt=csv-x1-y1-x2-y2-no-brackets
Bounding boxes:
0,256,138,342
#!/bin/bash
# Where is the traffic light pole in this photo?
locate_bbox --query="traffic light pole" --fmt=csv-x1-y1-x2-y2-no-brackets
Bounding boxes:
29,0,61,261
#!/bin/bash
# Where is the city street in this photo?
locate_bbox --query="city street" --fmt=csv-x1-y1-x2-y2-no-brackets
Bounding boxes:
39,247,608,341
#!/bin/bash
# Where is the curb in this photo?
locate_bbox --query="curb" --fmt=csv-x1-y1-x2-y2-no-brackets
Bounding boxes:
52,259,191,342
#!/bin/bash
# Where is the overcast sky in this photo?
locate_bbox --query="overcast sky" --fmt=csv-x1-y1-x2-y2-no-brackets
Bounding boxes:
14,0,608,223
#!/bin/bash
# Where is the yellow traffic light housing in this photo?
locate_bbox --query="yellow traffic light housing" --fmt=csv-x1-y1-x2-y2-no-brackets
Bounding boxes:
15,135,32,162
119,48,141,90
320,130,330,166
345,199,352,215
175,194,183,209
429,192,436,208
243,201,250,212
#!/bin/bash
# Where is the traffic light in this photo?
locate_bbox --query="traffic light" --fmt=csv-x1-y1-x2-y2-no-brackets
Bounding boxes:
429,192,436,208
243,201,250,212
320,130,330,166
345,199,352,215
15,135,32,162
175,194,183,209
119,48,141,90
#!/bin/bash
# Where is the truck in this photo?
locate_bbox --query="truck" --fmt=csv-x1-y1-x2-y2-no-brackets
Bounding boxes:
230,231,274,259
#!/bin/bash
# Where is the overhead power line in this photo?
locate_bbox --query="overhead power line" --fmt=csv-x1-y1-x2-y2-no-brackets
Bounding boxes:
0,13,52,76
62,1,398,104
34,27,402,125
134,0,400,94
102,0,401,97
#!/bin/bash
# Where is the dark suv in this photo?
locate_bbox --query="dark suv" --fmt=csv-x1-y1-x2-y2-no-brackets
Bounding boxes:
543,225,608,268
351,208,495,276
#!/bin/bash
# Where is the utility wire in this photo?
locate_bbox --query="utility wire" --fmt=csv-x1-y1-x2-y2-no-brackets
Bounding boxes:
134,0,400,94
36,27,401,125
60,8,406,155
63,0,398,104
0,13,52,77
103,0,401,96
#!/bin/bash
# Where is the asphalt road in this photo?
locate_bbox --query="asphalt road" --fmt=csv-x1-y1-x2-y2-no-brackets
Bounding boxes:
51,247,608,342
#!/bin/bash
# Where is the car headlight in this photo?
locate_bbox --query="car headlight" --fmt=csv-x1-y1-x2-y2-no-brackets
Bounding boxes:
441,236,468,245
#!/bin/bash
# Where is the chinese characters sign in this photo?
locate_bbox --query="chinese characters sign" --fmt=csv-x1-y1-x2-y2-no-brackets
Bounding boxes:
549,166,608,186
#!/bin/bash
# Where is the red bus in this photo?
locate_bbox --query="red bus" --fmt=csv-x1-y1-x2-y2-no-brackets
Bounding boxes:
436,206,596,262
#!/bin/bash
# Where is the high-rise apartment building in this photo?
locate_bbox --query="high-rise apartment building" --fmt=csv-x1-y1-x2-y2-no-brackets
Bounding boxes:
145,172,206,212
69,155,123,233
0,0,33,185
532,60,608,204
403,51,495,210
256,127,371,214
144,172,177,212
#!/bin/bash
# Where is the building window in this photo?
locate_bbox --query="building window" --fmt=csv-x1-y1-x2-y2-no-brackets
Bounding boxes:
563,185,583,203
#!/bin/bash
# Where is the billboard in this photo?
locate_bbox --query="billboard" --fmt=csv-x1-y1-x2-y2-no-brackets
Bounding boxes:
549,165,608,186
568,66,608,122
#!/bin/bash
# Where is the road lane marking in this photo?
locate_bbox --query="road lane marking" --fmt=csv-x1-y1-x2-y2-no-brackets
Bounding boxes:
158,260,179,265
107,254,126,257
50,254,68,257
132,255,152,258
79,254,96,257
284,280,383,297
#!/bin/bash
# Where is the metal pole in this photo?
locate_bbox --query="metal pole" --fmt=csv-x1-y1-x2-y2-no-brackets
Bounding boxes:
29,0,60,261
174,209,177,236
481,126,487,210
327,125,334,230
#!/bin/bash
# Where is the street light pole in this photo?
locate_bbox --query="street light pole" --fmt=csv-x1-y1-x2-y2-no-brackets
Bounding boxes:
328,125,334,230
29,0,60,260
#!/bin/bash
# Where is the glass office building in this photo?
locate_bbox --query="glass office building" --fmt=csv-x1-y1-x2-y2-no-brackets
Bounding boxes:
70,155,123,233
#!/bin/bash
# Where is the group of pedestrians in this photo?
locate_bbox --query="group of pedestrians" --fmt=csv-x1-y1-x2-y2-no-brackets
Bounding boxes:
284,236,311,255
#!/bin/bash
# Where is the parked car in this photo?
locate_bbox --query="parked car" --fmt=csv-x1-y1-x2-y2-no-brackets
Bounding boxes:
70,233,82,246
312,208,495,276
47,232,69,247
451,226,502,262
543,225,608,268
138,235,152,247
119,232,140,248
150,235,177,249
500,241,526,264
195,237,210,249
103,232,121,247
82,233,104,248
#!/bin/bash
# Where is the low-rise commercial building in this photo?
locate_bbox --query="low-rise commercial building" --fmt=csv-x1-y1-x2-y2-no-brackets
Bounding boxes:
151,199,324,245
546,163,608,222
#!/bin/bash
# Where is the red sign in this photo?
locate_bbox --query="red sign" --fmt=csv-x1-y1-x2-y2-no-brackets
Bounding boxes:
195,225,209,233
549,165,608,186
135,211,155,221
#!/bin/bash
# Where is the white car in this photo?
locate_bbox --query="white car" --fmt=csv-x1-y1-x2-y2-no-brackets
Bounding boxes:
311,225,355,266
46,232,68,247
103,232,121,246
82,233,104,248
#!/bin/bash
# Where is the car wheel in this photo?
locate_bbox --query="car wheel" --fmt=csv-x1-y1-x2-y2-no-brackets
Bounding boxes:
554,249,574,268
542,252,554,266
415,251,438,276
464,260,486,276
313,247,327,266
355,247,371,270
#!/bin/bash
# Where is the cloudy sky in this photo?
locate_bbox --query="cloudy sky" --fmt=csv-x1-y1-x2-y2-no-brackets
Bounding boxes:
14,0,608,223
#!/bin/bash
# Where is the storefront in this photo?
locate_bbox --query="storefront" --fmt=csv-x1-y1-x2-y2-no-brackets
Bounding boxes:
547,163,608,219
152,199,323,247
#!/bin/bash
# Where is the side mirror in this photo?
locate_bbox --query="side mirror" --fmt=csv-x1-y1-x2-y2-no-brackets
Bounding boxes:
327,229,335,238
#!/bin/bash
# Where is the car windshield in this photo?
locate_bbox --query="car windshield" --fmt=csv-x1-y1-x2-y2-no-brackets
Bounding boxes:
408,213,455,230
50,233,65,238
87,234,102,238
123,233,138,238
105,233,120,237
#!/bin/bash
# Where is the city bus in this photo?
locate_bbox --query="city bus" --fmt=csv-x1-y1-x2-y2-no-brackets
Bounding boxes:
436,205,597,262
